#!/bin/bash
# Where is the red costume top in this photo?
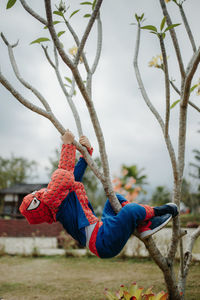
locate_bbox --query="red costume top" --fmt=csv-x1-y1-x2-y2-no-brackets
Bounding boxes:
20,144,97,225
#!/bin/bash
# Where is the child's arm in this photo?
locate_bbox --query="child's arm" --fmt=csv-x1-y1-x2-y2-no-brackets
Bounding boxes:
58,130,76,171
74,136,93,182
43,130,76,213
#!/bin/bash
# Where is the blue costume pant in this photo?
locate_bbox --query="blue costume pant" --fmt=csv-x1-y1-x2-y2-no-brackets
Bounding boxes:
95,194,147,258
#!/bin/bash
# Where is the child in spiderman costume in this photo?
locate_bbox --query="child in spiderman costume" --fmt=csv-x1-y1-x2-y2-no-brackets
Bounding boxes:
20,130,178,258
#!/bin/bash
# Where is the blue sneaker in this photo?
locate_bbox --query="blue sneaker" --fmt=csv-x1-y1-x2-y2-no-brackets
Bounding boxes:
137,214,172,239
154,202,178,217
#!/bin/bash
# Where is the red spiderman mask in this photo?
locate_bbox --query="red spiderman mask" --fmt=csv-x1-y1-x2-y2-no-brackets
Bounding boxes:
19,189,54,224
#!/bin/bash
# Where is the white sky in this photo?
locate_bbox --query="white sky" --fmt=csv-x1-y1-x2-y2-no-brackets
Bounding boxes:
0,0,199,196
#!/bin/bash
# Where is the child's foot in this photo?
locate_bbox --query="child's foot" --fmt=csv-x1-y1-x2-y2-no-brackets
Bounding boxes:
154,203,178,217
137,214,172,239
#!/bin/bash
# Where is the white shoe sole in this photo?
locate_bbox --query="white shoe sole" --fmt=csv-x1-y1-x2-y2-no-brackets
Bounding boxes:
140,215,172,239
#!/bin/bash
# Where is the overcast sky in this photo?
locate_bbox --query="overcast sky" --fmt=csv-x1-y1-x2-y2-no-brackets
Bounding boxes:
0,0,199,196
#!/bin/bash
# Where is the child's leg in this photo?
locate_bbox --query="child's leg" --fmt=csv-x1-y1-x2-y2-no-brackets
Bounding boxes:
102,194,129,219
102,194,155,221
96,203,147,258
95,202,178,258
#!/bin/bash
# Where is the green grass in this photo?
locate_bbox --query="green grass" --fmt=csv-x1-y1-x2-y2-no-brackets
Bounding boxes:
0,256,199,299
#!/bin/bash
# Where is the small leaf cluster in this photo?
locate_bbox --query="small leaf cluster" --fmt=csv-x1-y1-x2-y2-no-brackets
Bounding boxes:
105,282,168,300
53,2,78,20
64,77,77,95
141,16,181,39
135,14,145,24
166,0,186,6
131,13,145,26
80,0,97,18
35,0,97,44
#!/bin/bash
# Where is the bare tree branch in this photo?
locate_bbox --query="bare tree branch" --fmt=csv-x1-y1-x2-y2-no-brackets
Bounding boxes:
188,100,200,113
176,49,200,195
179,4,197,53
42,45,56,68
91,14,102,74
44,2,105,168
159,35,170,138
179,238,184,282
0,67,105,184
63,15,90,74
182,47,200,108
86,13,103,98
159,0,185,79
143,236,181,299
1,33,52,113
74,0,103,67
19,0,47,25
53,46,83,137
0,70,62,130
178,226,200,296
44,0,121,212
170,79,181,95
133,25,178,183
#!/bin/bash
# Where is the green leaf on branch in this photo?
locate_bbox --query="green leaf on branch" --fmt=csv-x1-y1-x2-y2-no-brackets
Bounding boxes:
92,0,97,10
141,25,157,32
64,77,72,84
6,0,17,9
135,13,145,24
30,37,50,45
160,16,166,31
164,23,181,32
53,11,63,17
150,31,158,35
80,1,92,5
170,99,180,109
84,14,91,18
64,84,71,88
57,31,65,37
161,32,166,39
135,14,139,22
190,84,198,93
44,21,61,29
70,9,80,18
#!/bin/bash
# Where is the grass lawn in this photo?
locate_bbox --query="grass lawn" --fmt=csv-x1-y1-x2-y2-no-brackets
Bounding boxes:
0,256,199,300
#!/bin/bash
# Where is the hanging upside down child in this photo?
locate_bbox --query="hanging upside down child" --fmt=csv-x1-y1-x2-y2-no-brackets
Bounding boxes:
20,130,178,258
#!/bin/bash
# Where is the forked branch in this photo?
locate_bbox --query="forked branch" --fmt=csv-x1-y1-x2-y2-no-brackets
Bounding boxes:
159,35,170,138
133,25,178,183
159,0,185,79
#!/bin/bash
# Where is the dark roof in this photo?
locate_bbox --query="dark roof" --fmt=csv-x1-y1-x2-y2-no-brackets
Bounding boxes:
0,183,48,194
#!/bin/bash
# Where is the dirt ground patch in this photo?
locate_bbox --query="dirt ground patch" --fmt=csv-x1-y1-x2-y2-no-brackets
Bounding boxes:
0,256,199,299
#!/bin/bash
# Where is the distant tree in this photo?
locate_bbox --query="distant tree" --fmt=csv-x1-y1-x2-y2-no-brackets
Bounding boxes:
189,149,200,185
188,143,200,213
181,178,200,214
122,164,148,186
112,164,146,202
0,155,38,189
151,185,171,206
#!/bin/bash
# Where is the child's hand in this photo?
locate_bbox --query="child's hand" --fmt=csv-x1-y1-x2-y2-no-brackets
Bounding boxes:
62,129,75,145
79,135,91,150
